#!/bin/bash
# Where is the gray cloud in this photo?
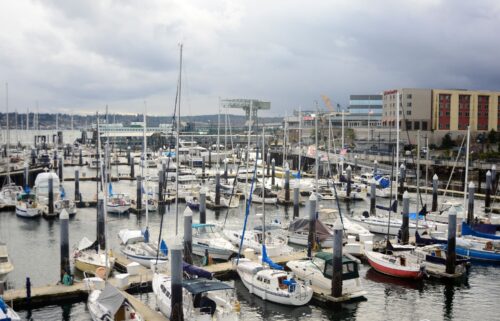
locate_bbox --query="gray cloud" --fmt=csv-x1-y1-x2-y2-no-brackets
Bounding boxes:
1,0,499,117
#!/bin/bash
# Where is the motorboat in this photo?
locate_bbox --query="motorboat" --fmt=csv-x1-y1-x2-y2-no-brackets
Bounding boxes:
0,242,14,282
0,297,21,321
236,248,313,306
73,237,115,277
153,266,240,321
55,198,77,216
15,191,41,218
426,202,466,224
33,172,61,218
286,252,367,300
86,280,145,321
192,224,238,261
207,191,240,208
118,229,168,268
106,193,131,214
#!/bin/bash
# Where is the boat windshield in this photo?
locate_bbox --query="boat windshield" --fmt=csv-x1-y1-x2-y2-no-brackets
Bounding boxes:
312,257,326,271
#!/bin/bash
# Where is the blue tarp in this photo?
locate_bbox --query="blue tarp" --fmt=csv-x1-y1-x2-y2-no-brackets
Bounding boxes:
160,239,168,256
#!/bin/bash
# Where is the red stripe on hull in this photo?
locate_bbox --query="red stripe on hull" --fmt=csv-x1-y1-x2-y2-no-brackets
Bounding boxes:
368,257,423,280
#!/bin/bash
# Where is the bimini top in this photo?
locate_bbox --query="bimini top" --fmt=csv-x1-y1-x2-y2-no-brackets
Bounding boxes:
315,252,356,264
192,223,216,229
182,278,233,295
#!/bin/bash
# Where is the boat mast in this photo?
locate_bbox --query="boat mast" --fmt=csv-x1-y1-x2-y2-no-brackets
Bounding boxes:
143,102,149,228
262,126,266,250
298,107,302,180
463,126,470,211
315,105,319,195
244,101,252,205
174,43,183,236
217,99,221,169
395,90,400,204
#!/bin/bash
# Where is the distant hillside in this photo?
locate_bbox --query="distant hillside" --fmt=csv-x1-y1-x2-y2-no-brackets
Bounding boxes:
0,112,283,129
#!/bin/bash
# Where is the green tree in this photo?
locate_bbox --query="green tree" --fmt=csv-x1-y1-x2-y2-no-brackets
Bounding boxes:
440,133,456,149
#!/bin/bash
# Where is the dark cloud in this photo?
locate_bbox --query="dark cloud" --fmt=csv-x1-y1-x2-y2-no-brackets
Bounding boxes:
1,0,499,116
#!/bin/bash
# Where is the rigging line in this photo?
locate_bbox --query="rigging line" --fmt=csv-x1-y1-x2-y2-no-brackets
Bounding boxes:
223,164,241,229
324,134,346,236
385,126,396,254
439,133,467,210
236,146,259,265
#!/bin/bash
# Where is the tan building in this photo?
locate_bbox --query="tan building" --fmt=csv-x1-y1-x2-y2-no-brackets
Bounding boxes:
382,88,432,132
432,89,500,132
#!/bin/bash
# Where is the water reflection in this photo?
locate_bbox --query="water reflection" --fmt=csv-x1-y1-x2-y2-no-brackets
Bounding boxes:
365,268,423,291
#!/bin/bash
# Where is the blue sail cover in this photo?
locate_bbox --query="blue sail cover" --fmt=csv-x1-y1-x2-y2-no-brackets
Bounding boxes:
60,186,66,198
142,227,150,243
183,263,213,279
262,245,283,270
160,239,168,256
292,171,301,179
108,182,113,196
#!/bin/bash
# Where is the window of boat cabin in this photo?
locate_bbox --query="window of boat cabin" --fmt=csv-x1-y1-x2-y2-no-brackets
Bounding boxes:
312,257,326,271
160,284,171,298
0,257,8,263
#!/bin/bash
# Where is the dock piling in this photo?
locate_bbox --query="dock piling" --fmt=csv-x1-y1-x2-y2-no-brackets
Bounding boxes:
130,154,134,178
199,190,206,224
183,207,193,264
127,146,131,165
267,152,271,176
370,179,376,215
446,206,457,275
158,170,164,202
60,209,70,281
373,160,378,175
215,172,221,206
399,163,406,198
332,219,343,298
48,176,54,215
74,169,80,202
271,159,276,186
171,239,184,321
401,191,409,244
58,156,63,181
432,174,438,212
485,170,492,214
285,163,290,202
31,148,36,165
307,193,317,258
97,192,105,250
293,187,299,218
136,176,142,211
78,148,83,166
467,182,475,225
346,166,352,197
24,162,29,189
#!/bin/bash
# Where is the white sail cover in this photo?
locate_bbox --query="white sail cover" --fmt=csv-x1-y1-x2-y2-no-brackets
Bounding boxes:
97,284,125,317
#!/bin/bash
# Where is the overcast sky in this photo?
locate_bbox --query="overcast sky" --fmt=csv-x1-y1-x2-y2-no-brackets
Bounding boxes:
1,0,500,117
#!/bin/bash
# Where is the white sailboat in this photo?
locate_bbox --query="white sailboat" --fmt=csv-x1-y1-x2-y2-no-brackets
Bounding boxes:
192,224,238,261
0,242,14,282
236,247,313,306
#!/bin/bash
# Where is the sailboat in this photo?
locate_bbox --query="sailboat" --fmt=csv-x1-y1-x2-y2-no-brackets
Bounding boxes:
87,281,145,321
236,246,313,306
0,297,21,321
153,44,240,321
0,242,14,282
119,107,168,267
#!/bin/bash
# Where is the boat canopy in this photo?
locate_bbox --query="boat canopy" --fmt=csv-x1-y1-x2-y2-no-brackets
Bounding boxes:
118,229,145,245
183,263,212,279
289,219,332,242
96,284,125,317
77,237,98,251
192,223,216,229
182,278,233,295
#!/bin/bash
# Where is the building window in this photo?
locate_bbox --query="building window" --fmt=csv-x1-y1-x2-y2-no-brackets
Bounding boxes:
414,121,420,130
407,102,412,107
407,94,412,99
406,121,412,130
407,110,411,115
422,121,428,130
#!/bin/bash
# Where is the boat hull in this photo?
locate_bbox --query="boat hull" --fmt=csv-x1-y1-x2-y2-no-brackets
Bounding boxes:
366,251,423,279
15,205,40,218
192,242,237,261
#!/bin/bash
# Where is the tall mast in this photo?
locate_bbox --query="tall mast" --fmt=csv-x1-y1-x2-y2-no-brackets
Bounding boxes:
315,106,319,195
5,83,9,157
175,43,183,236
298,107,302,180
143,102,149,227
217,99,221,169
463,126,470,210
262,126,266,248
395,90,400,202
